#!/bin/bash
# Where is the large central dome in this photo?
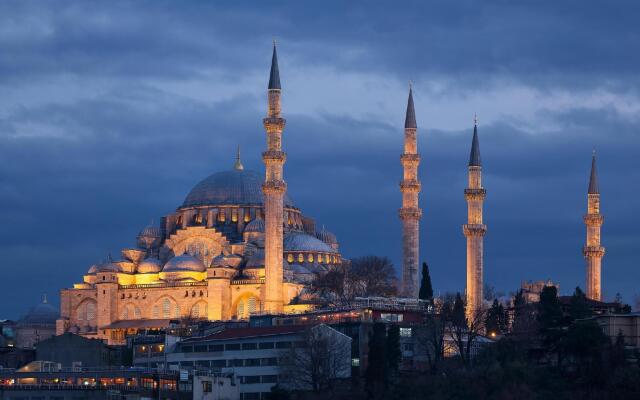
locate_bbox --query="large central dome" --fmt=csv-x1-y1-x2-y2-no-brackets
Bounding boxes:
182,169,294,208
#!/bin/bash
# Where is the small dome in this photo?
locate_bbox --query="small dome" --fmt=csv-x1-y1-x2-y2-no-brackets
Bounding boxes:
316,229,337,245
244,218,265,234
97,262,120,273
211,253,227,267
87,264,99,275
163,254,206,272
287,264,314,275
139,225,160,238
19,300,59,326
245,249,265,269
137,257,162,274
284,232,337,254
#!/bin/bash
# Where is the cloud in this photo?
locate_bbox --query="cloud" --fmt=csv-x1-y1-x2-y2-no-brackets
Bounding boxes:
1,1,639,318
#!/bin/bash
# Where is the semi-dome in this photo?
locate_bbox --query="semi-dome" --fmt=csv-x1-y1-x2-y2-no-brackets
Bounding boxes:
138,225,160,238
181,169,294,209
19,300,59,326
284,232,337,253
316,228,338,245
97,262,121,273
163,254,206,272
244,218,265,234
137,257,162,274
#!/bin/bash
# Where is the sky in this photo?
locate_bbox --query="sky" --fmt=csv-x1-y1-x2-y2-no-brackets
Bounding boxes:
1,1,639,318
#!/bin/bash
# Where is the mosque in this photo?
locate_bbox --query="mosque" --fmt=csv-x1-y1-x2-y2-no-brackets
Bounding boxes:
56,43,606,345
56,45,342,344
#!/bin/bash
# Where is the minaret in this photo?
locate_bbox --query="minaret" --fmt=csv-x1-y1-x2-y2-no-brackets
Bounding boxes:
399,85,422,298
463,116,486,320
262,42,286,312
583,152,605,301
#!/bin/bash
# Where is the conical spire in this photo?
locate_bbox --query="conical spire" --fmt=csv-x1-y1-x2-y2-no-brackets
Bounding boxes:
404,84,417,129
469,115,481,166
268,41,281,90
588,152,599,194
234,145,244,170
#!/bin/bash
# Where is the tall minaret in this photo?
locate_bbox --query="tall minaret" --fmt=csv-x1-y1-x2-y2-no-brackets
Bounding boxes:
583,152,605,301
399,85,422,298
463,117,486,320
262,43,286,312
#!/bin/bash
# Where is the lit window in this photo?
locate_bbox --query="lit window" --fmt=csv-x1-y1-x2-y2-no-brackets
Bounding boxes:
400,328,412,337
248,297,257,314
287,254,294,263
237,301,244,318
162,299,171,318
352,358,360,367
308,254,314,263
297,254,304,263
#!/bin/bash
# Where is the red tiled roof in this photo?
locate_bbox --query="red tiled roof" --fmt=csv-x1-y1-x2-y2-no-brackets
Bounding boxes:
182,325,309,342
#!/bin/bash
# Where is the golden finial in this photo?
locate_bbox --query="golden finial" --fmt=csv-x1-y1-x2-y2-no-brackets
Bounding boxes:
234,145,244,170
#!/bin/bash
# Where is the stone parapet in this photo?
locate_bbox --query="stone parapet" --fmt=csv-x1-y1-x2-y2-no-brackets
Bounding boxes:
399,207,423,220
583,245,605,258
262,150,287,163
463,224,487,237
583,214,604,226
464,188,486,201
262,117,285,132
400,179,422,193
262,180,287,194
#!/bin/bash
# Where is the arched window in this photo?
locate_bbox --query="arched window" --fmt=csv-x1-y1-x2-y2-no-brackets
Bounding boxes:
192,304,199,318
152,305,159,318
248,297,257,315
162,298,171,318
86,302,96,321
122,308,129,319
237,301,244,318
175,304,180,318
308,254,314,263
134,307,141,318
297,254,304,263
287,254,294,263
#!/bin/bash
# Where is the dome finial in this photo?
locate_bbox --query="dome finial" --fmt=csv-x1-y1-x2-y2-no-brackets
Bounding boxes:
234,145,244,170
42,293,47,304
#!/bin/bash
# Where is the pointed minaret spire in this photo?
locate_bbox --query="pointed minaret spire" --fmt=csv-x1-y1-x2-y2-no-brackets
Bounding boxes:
404,83,417,129
588,151,599,194
268,40,281,90
234,145,244,170
469,114,481,166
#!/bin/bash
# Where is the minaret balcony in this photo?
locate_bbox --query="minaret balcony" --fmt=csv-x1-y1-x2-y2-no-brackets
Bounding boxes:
399,207,422,220
262,150,287,163
400,180,421,193
464,188,486,201
263,180,287,194
400,153,421,165
263,117,286,132
583,214,604,226
583,245,605,258
463,224,487,236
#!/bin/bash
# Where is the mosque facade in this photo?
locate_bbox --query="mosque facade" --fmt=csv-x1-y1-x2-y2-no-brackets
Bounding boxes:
56,45,341,344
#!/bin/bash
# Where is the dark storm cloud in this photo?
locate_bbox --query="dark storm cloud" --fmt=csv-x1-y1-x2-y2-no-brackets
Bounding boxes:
0,1,639,318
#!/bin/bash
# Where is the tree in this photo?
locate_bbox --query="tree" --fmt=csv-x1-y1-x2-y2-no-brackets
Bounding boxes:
452,293,466,329
485,299,508,336
538,285,563,329
349,256,398,298
310,265,348,306
569,286,592,321
386,325,401,377
279,325,351,393
448,293,486,368
418,262,433,302
365,322,387,393
415,313,446,373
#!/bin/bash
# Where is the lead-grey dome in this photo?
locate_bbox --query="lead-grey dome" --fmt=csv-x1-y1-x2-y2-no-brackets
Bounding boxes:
182,169,294,208
19,300,59,326
163,254,206,272
284,232,337,253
